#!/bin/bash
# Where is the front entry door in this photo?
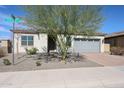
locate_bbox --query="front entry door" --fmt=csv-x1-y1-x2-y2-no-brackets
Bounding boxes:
48,35,56,52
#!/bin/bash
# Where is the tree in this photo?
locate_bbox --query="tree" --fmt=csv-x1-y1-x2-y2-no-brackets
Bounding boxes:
23,5,103,62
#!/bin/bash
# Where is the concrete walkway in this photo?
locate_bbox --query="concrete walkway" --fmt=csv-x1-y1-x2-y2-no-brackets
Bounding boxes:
0,66,124,88
84,53,124,66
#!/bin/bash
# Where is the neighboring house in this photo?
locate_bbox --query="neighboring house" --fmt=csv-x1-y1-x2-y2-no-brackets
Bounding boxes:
0,39,12,53
11,30,105,54
105,31,124,47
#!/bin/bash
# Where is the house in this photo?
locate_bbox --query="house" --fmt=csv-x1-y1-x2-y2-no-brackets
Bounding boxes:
105,31,124,47
11,30,105,54
0,39,12,54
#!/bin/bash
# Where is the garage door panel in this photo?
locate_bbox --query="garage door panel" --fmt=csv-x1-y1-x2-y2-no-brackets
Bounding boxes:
73,39,100,53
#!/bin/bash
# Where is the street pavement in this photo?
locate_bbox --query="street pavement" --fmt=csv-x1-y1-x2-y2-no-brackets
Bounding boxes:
0,66,124,88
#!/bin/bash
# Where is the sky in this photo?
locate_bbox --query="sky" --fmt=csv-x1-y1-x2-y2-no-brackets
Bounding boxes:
0,5,26,39
1,5,124,39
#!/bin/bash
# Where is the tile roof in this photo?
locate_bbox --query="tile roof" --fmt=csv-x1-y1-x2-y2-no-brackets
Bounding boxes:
105,31,124,38
10,30,38,34
10,29,105,36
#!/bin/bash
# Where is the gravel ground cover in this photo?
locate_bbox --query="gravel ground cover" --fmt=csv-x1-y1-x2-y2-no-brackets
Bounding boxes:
0,53,103,72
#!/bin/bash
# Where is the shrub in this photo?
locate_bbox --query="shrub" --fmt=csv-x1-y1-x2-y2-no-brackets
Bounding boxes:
25,48,39,55
110,47,124,55
36,61,42,66
3,59,11,65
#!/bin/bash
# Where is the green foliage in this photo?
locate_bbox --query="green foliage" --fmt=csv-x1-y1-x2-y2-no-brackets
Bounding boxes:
23,6,103,35
3,59,11,65
36,61,42,66
25,47,39,55
23,5,104,60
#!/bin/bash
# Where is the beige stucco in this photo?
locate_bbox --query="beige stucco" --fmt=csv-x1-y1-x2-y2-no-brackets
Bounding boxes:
14,33,48,54
0,40,8,47
13,33,105,54
0,40,8,54
104,44,110,53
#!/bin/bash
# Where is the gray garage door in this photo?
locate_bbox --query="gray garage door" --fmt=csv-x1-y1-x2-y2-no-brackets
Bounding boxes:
73,38,100,53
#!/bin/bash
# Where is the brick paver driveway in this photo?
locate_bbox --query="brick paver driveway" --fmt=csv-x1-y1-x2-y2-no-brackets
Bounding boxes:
84,53,124,66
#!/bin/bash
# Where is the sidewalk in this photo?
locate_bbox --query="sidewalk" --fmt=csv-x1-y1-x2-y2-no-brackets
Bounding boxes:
0,66,124,88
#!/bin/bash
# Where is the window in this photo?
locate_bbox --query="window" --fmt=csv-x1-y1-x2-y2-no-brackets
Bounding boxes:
21,36,34,46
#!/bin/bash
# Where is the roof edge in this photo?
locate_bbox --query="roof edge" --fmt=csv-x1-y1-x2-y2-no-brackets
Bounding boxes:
10,29,105,36
105,33,124,38
10,29,39,34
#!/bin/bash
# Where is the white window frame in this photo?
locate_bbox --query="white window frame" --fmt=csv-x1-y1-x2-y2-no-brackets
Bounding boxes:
21,35,34,46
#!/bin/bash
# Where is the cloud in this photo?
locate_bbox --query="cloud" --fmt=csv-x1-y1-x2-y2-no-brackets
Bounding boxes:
0,12,28,40
0,12,10,18
0,5,6,9
0,26,10,32
0,36,11,40
0,12,27,29
0,12,13,27
0,26,12,39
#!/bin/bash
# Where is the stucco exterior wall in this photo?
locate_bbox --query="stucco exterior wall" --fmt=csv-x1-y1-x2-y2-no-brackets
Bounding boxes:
104,44,110,53
13,33,104,53
14,33,48,54
0,40,8,54
0,40,8,47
